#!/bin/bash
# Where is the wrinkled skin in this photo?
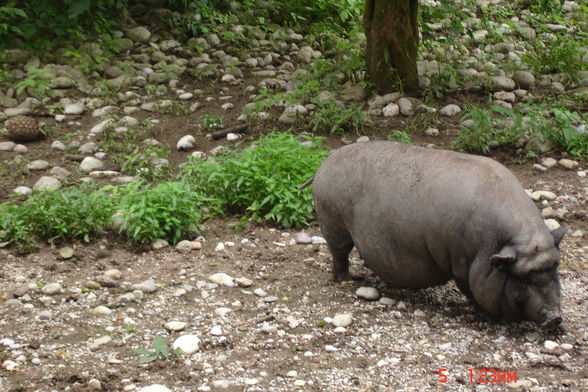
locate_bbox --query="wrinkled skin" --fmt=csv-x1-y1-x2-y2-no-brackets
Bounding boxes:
313,141,567,329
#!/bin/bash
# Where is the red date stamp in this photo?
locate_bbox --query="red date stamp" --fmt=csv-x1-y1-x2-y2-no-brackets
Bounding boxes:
438,369,518,384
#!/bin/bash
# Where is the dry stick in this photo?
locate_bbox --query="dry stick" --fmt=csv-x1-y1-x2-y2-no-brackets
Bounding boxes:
211,124,248,140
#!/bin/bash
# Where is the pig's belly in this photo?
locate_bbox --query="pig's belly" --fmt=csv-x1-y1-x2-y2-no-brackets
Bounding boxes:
355,242,451,288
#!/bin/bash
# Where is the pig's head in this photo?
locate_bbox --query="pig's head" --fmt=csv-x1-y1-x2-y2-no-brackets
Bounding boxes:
471,224,568,329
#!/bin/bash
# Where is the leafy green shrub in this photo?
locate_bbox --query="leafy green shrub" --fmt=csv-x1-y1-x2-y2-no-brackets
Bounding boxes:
0,185,116,249
309,100,369,135
180,132,328,228
389,130,413,144
15,67,52,97
455,104,587,157
0,0,128,50
271,0,363,32
116,181,209,244
522,34,586,82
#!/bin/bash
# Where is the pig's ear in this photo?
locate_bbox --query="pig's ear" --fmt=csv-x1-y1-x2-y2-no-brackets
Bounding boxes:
551,223,568,248
490,246,517,270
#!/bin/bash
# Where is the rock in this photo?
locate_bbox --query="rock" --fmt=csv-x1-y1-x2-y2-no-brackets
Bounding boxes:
425,127,439,136
64,102,85,115
179,93,193,100
79,142,99,154
206,33,221,47
13,186,32,195
137,385,171,392
295,232,312,244
235,277,253,287
533,164,547,172
356,287,380,300
91,306,112,315
439,104,461,116
33,176,62,191
131,279,157,293
221,103,234,110
493,91,516,103
165,321,187,331
489,76,516,91
13,144,28,153
59,246,74,259
311,236,327,245
88,379,102,390
26,160,49,171
52,77,76,89
254,288,268,297
177,135,196,151
513,71,535,89
215,307,233,317
90,119,114,134
41,283,62,295
172,334,200,354
544,219,560,231
332,313,353,328
80,157,104,173
397,98,414,116
541,207,556,219
127,26,151,42
51,140,67,151
5,107,31,117
221,74,236,83
340,85,366,101
209,273,235,287
278,104,307,124
0,141,16,151
210,325,223,336
382,103,399,117
541,157,557,168
38,310,53,320
558,159,578,170
297,46,314,63
531,190,557,201
175,240,192,254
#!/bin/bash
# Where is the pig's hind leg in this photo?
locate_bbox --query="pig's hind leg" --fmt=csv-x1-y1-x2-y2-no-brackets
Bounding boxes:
321,223,355,282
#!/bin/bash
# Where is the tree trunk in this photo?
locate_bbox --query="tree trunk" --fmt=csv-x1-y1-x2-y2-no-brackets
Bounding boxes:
364,0,419,94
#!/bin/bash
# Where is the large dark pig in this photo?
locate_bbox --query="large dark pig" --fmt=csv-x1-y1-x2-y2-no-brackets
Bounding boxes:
313,141,567,329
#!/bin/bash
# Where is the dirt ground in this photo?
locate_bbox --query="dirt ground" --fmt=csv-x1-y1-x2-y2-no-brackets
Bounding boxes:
1,70,588,391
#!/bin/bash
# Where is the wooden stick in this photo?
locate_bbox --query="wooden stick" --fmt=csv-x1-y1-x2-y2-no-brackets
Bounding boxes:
211,124,248,140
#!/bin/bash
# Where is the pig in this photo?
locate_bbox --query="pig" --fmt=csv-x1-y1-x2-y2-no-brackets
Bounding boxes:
312,141,567,329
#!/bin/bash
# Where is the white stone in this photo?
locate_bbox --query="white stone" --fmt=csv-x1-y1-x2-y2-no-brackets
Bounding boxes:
382,103,400,117
208,273,234,287
311,236,327,245
558,159,579,170
254,288,268,297
544,219,561,231
541,157,557,168
439,104,461,116
80,157,104,173
64,103,85,115
165,321,187,331
424,127,439,136
226,133,239,141
91,305,112,315
137,385,172,392
41,283,62,295
356,287,380,300
51,140,67,151
90,119,114,134
544,340,559,351
172,335,200,354
26,160,49,171
177,135,196,151
210,325,223,336
13,186,32,195
332,313,353,328
221,103,234,110
531,190,557,201
221,74,236,83
179,93,193,100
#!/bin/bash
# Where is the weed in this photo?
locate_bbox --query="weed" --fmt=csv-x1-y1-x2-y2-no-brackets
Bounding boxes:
201,114,224,130
133,336,182,364
309,100,369,135
389,130,413,144
116,181,208,244
126,325,138,333
15,67,52,98
179,132,328,228
522,34,586,83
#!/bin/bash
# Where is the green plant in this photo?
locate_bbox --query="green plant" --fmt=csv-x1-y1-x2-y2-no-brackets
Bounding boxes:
201,114,224,130
116,181,209,244
522,34,586,82
309,100,369,135
0,2,26,48
179,132,328,227
15,67,52,97
133,336,182,364
389,130,413,144
126,325,138,333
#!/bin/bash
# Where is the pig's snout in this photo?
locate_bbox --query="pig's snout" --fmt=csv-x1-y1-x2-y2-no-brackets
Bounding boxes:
539,310,563,330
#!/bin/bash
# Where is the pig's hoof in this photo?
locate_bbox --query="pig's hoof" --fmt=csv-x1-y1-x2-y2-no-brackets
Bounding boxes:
334,272,352,282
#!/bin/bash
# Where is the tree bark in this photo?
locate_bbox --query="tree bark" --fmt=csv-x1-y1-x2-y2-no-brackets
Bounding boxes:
364,0,419,94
